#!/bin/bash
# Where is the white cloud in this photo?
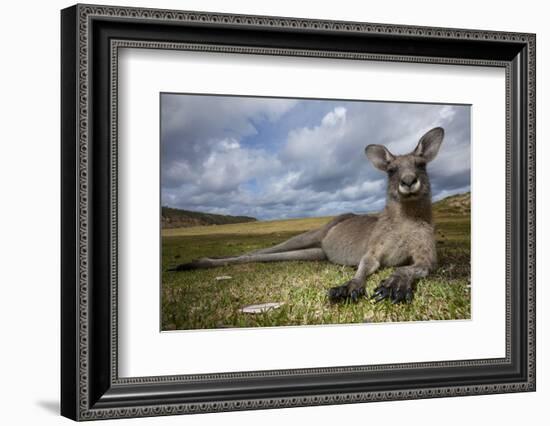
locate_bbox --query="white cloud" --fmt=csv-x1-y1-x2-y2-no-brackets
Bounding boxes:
198,143,281,194
321,106,347,126
217,138,241,151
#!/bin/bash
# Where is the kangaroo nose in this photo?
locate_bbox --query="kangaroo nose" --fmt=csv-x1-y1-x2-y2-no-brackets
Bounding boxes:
400,175,418,187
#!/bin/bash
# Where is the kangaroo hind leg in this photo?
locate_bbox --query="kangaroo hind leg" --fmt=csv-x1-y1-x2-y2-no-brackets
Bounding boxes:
178,227,327,263
249,213,356,255
249,228,323,255
168,248,327,271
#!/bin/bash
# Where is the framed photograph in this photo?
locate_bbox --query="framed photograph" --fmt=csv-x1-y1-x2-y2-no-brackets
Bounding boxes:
159,94,473,330
61,4,536,421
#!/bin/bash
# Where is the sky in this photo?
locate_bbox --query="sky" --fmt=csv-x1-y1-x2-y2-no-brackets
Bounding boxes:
161,93,470,221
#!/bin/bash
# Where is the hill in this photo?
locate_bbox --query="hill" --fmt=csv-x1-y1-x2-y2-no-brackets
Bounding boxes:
432,192,470,216
161,207,257,229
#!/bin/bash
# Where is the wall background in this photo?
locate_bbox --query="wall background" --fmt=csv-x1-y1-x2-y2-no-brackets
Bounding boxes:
0,0,546,424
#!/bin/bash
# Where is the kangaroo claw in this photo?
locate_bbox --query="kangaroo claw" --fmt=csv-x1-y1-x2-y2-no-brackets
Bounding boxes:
373,276,414,304
350,288,364,303
391,289,404,304
372,286,391,303
327,280,365,303
327,285,346,301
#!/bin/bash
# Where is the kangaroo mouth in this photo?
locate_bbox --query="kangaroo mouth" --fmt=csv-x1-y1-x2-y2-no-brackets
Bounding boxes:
398,180,421,197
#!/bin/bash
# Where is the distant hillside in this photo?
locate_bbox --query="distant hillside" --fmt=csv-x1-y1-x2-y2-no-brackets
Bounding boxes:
433,192,470,216
161,207,257,229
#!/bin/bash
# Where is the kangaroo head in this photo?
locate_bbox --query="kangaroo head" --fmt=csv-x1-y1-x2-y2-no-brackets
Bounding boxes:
365,127,444,202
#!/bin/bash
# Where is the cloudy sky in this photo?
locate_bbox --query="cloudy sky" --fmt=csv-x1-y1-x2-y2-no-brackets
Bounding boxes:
161,93,470,220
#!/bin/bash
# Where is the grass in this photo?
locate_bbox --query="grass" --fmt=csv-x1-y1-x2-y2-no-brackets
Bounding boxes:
161,212,470,331
162,216,333,237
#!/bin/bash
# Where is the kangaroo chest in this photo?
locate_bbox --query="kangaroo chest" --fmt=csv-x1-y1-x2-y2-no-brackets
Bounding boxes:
372,218,434,267
375,230,412,267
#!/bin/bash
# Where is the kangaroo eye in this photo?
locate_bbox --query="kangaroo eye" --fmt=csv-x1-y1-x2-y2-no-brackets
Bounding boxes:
416,160,427,170
387,166,397,175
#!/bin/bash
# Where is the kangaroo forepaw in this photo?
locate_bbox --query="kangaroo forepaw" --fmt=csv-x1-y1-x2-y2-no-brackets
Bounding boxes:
327,280,366,303
372,275,413,304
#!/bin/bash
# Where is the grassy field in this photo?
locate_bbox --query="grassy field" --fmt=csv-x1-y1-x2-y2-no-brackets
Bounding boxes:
162,203,470,330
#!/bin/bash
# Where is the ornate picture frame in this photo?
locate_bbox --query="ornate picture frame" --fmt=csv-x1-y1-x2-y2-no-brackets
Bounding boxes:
61,4,535,421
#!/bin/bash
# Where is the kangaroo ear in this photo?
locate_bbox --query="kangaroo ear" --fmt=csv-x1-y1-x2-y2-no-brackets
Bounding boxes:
365,144,395,171
413,127,444,162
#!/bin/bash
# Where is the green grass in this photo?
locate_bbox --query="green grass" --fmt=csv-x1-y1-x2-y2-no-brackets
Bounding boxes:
161,213,470,331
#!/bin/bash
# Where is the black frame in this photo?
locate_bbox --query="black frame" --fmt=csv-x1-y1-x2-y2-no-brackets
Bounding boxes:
61,4,536,421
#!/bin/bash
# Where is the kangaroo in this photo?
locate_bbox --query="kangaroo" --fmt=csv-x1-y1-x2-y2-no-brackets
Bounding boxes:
169,127,445,304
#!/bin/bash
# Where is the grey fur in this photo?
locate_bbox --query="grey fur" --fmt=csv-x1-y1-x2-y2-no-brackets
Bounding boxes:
170,127,445,304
